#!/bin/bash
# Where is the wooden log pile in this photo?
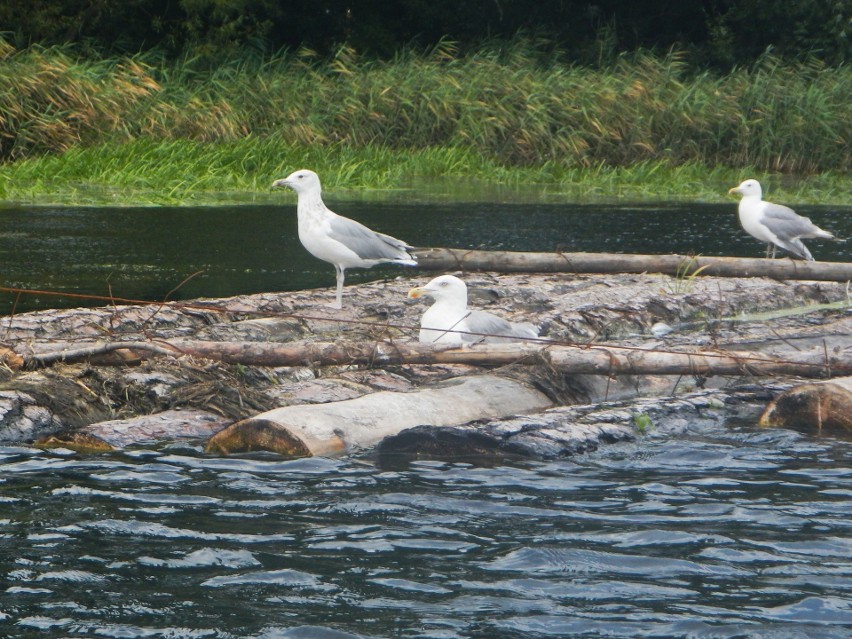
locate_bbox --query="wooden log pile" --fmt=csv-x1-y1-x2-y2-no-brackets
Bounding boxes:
1,252,849,458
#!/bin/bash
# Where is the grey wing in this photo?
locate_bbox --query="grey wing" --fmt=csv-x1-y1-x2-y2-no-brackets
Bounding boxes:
465,310,539,343
327,215,415,262
762,202,821,240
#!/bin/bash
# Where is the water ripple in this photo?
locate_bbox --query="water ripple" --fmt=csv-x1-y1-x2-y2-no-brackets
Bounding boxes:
0,423,849,638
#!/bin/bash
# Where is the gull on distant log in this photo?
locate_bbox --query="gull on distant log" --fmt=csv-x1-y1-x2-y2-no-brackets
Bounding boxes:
408,275,539,346
728,179,838,261
272,169,417,309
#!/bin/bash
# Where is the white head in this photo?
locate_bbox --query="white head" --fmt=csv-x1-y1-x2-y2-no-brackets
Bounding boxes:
728,179,763,199
272,169,321,194
408,275,468,306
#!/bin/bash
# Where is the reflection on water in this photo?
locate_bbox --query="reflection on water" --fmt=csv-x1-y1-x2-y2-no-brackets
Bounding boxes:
0,422,850,638
1,201,849,313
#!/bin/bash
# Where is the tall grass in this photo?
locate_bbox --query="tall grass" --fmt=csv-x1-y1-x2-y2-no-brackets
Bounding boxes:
0,38,849,189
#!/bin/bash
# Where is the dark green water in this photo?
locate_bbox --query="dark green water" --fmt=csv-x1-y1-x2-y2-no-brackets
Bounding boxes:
0,201,850,637
1,201,848,313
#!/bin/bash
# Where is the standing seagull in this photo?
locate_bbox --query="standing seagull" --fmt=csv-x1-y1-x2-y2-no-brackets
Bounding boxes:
272,169,417,309
728,179,838,261
408,275,539,346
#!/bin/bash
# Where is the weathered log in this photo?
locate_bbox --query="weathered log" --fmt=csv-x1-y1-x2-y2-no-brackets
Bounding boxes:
26,337,852,379
412,248,852,282
206,374,553,457
37,408,232,451
759,376,852,433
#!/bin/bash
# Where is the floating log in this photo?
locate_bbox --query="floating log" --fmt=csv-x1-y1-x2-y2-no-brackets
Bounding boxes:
26,337,852,379
206,374,553,457
759,376,852,433
413,248,852,282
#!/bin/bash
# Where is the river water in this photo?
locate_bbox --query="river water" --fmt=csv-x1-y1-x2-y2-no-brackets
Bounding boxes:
1,201,849,313
1,200,851,637
1,428,850,638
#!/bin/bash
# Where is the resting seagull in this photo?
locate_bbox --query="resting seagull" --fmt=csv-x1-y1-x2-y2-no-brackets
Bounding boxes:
272,169,417,308
408,275,539,346
728,179,838,261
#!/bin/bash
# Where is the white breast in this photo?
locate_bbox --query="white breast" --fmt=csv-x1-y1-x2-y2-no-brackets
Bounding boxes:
419,303,467,345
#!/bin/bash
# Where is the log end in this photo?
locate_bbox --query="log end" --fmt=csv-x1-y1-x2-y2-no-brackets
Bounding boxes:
759,382,852,433
205,418,313,457
0,346,24,370
35,432,115,454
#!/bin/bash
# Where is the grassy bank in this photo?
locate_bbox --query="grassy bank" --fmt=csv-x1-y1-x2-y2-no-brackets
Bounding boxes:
0,138,849,206
0,40,849,205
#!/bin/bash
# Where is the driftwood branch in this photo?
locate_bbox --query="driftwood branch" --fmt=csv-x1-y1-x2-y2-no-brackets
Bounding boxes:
28,341,182,366
412,248,852,282
24,338,852,378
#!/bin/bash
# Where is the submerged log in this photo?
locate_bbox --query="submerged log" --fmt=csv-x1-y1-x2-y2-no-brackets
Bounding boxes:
25,336,852,379
413,248,852,282
206,374,553,457
759,376,852,433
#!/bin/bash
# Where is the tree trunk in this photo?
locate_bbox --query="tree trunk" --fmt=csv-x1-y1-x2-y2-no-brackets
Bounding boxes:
412,248,852,282
206,374,553,457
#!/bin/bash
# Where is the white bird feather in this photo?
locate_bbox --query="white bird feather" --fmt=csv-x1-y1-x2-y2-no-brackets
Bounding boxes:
272,169,416,308
728,179,838,261
408,275,539,346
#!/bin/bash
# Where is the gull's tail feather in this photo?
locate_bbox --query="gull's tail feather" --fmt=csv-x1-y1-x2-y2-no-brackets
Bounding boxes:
375,232,418,265
812,228,837,240
779,238,814,261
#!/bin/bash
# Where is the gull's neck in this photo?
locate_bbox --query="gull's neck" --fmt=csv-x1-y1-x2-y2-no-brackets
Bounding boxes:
431,296,468,316
295,187,327,216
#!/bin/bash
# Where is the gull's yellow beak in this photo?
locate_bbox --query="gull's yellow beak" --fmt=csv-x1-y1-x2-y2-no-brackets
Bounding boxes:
728,186,739,195
408,287,425,299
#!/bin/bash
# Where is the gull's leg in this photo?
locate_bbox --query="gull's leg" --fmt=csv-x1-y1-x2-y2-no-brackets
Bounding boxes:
332,265,345,309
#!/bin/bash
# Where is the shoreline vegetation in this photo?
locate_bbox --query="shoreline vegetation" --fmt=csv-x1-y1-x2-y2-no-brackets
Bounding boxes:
0,39,849,206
